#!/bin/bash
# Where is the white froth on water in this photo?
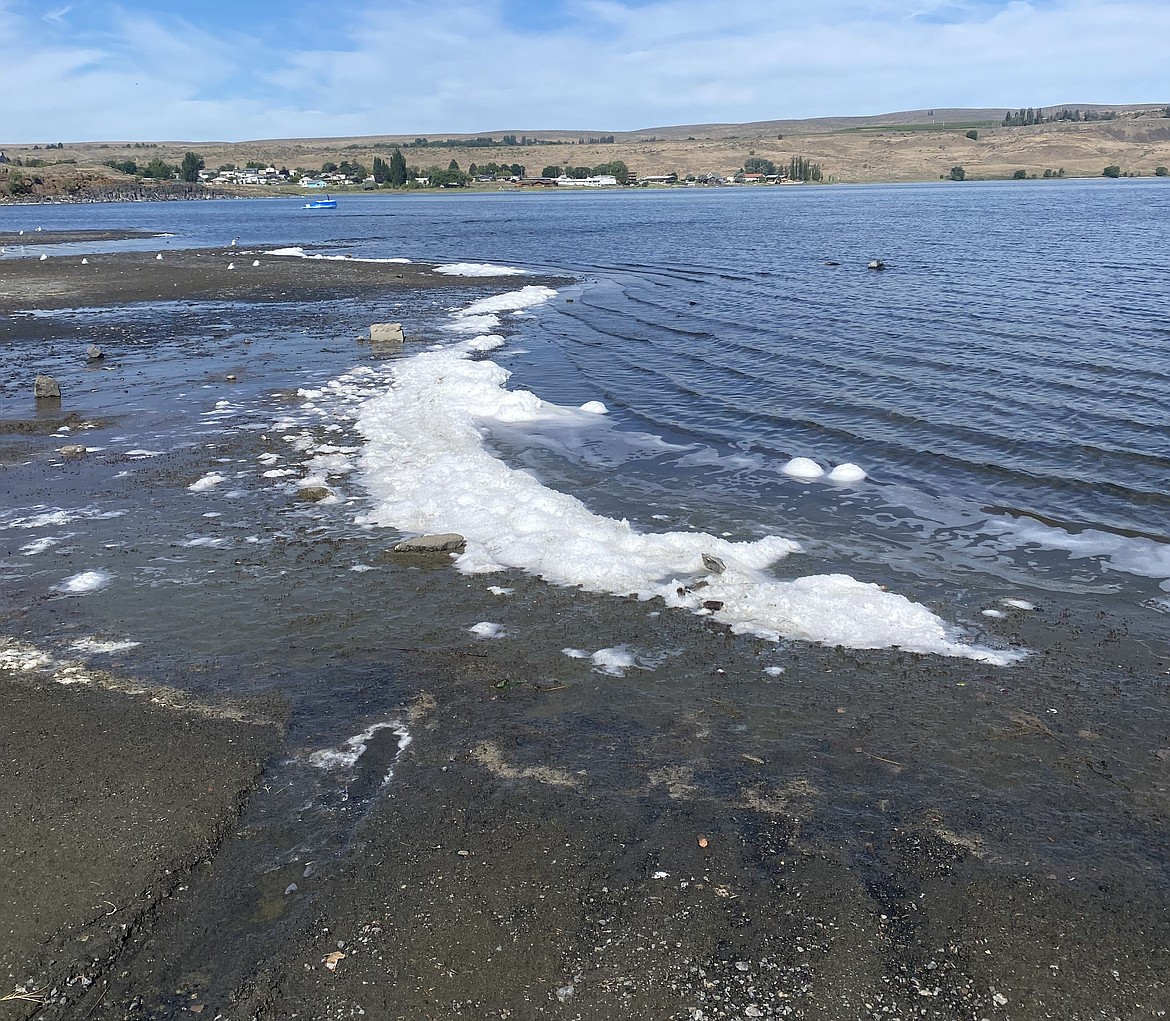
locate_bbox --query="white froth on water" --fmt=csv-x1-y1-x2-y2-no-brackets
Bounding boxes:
488,585,514,596
982,609,1006,618
56,570,111,594
592,646,637,676
434,263,527,277
347,289,1015,664
266,247,412,265
70,637,141,654
189,471,226,492
580,400,608,415
469,621,506,639
2,506,125,530
182,537,229,548
987,516,1170,587
764,665,785,676
562,648,590,659
782,456,825,480
828,463,867,483
308,720,412,775
20,535,66,555
1002,598,1035,610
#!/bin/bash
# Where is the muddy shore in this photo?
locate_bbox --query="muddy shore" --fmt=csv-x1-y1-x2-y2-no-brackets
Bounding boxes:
2,245,1168,1021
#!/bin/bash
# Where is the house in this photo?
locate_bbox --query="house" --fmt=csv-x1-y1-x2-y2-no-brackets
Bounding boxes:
555,174,618,187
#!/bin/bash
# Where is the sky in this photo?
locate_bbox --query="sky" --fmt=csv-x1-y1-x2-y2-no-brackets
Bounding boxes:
1,0,1167,142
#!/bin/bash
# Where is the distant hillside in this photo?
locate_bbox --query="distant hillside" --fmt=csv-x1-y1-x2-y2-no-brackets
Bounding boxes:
4,104,1170,201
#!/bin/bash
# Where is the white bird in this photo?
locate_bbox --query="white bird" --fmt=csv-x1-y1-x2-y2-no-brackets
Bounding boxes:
18,229,24,235
227,262,235,270
156,253,163,260
231,237,239,246
35,226,42,232
252,259,260,267
39,253,48,261
81,258,89,264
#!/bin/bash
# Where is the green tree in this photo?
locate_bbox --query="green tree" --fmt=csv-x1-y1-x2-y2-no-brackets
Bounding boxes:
179,151,204,183
142,157,175,179
542,165,564,178
743,157,776,175
949,166,966,181
1012,168,1027,179
966,130,978,140
448,159,460,172
389,148,407,187
1102,165,1121,178
592,160,630,183
1155,166,1168,176
372,156,389,183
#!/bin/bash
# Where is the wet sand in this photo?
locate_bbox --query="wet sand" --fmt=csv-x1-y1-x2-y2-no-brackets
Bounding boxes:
0,241,479,312
2,247,1169,1020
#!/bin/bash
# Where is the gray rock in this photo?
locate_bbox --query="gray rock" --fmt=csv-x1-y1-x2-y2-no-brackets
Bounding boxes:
34,374,61,399
701,552,726,574
867,259,886,270
59,444,87,457
392,533,466,554
86,344,104,361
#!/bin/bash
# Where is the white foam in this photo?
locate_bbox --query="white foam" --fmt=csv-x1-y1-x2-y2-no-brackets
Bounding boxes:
20,535,66,555
2,506,124,530
592,646,636,676
828,463,868,483
308,720,412,772
1002,598,1035,610
782,456,825,480
70,637,141,654
580,401,608,415
182,537,229,548
189,471,226,492
266,247,412,265
987,516,1170,586
469,621,506,639
56,570,111,594
488,585,514,596
347,297,1013,664
982,608,1005,618
764,665,785,676
434,263,527,277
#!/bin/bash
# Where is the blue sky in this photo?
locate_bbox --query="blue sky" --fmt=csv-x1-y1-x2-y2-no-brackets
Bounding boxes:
1,0,1166,142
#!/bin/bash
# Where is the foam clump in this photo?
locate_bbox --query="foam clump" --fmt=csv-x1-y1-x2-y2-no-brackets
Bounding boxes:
469,621,505,638
580,401,608,415
828,463,867,483
782,456,825,480
189,471,226,492
591,646,636,676
56,570,111,594
434,263,527,277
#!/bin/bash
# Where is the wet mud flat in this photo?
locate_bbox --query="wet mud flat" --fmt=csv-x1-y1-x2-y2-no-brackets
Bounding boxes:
2,250,1169,1020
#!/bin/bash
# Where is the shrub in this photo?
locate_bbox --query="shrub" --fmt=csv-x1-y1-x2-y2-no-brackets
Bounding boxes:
949,166,965,181
1012,169,1027,179
966,130,978,140
1102,165,1121,178
1156,166,1168,176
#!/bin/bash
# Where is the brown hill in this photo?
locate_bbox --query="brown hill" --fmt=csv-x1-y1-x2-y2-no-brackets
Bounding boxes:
3,105,1169,201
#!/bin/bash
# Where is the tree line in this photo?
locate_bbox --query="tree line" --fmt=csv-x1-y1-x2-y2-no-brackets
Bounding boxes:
1002,107,1118,126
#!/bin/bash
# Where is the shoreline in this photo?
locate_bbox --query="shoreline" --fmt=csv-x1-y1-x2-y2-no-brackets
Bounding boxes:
3,248,1168,1019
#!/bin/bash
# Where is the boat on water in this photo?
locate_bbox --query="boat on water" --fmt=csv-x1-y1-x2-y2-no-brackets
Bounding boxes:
303,195,337,209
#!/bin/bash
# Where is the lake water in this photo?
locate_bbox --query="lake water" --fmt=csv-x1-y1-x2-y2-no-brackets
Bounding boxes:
2,181,1169,877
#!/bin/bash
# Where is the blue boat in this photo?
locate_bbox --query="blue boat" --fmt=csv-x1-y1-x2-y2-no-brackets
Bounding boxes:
303,194,337,209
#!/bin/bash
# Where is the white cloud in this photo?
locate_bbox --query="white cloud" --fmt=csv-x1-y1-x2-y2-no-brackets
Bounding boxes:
0,0,1167,141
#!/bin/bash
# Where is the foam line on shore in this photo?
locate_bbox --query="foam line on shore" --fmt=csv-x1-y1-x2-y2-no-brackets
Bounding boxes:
346,286,1019,665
